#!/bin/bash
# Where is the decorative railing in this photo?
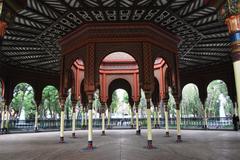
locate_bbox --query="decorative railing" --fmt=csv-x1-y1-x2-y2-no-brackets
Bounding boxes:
0,117,234,133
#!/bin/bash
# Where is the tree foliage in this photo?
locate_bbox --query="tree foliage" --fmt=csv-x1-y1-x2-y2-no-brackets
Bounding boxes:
168,87,176,118
111,89,130,114
205,80,233,117
41,86,60,119
139,89,147,117
181,84,203,118
11,83,36,120
111,91,119,113
93,89,101,112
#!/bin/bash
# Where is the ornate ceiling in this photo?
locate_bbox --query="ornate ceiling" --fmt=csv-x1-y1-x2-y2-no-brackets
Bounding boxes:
0,0,230,73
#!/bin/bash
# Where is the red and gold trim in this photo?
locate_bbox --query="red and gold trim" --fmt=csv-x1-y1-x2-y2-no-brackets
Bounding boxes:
225,14,240,35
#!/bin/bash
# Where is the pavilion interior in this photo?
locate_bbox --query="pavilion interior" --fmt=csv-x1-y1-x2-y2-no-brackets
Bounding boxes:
0,0,240,160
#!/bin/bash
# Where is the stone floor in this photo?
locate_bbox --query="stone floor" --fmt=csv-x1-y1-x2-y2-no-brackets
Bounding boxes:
0,129,240,160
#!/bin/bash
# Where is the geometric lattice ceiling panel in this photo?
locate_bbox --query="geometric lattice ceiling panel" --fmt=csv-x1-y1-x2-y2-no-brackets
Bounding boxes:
0,0,230,73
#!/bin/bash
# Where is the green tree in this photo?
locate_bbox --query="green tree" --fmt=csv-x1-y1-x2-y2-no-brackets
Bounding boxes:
11,83,36,120
111,91,119,113
41,86,60,120
139,89,146,118
205,80,233,117
181,84,203,118
168,87,176,118
93,89,101,113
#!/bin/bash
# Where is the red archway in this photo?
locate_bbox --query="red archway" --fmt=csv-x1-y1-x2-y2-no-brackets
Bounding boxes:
70,59,85,101
99,52,140,103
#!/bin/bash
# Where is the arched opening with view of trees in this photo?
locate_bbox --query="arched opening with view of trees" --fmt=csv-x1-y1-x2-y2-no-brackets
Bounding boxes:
205,80,233,118
111,89,130,118
41,85,60,120
93,89,101,118
168,87,176,118
10,83,36,121
181,83,203,118
65,88,73,120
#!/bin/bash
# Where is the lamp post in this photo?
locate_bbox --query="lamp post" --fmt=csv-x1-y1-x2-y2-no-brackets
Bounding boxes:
219,0,240,122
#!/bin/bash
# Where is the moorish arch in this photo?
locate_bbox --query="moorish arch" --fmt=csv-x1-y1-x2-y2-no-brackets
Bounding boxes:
10,83,36,120
41,85,60,120
99,52,140,103
107,78,133,105
70,58,85,101
181,83,202,118
205,80,234,118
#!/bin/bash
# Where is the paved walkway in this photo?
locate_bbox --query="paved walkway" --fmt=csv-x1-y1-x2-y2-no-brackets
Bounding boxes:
0,129,240,160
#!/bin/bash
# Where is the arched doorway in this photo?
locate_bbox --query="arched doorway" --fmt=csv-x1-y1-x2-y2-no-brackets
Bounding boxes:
111,89,131,126
7,83,36,132
181,83,203,128
41,85,60,120
205,80,233,129
99,51,139,103
98,52,140,135
181,83,202,118
38,85,60,130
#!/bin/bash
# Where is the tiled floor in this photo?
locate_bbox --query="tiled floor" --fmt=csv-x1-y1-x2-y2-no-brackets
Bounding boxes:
0,129,240,160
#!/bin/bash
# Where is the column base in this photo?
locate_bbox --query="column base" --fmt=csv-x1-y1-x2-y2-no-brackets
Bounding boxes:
101,131,106,136
34,127,38,133
131,124,134,128
146,140,155,149
1,128,8,134
203,125,208,129
88,141,93,150
107,125,111,129
59,137,64,143
72,132,76,138
136,129,141,135
165,131,170,137
176,135,182,143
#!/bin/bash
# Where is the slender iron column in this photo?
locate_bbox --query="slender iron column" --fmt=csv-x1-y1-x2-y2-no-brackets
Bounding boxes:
164,99,169,137
34,105,39,132
146,98,153,148
107,105,111,129
135,101,140,135
157,105,160,128
72,100,77,138
176,102,182,142
59,97,65,143
87,94,94,149
101,103,106,136
81,107,85,128
130,106,134,128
